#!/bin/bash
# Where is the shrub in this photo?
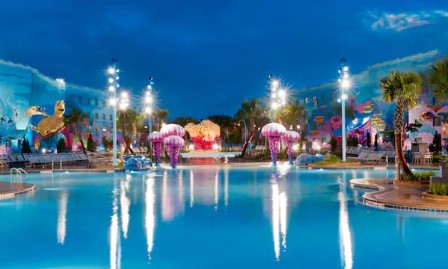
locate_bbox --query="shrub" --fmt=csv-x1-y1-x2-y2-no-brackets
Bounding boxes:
330,136,337,153
401,171,435,181
21,138,32,153
87,134,96,152
431,182,448,196
56,138,66,153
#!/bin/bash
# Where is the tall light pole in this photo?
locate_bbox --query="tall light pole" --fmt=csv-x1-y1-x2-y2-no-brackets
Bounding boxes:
338,59,351,162
144,77,154,134
237,119,248,145
107,59,119,166
268,75,287,122
119,91,130,155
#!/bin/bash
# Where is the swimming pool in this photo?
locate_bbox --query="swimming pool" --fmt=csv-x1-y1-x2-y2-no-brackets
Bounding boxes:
1,166,447,268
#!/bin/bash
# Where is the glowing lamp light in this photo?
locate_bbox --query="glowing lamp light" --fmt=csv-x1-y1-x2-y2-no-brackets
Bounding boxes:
107,67,116,75
108,85,115,92
145,95,153,104
42,148,47,154
272,79,280,88
279,89,286,97
343,66,349,72
341,79,351,89
108,78,114,84
147,85,152,90
293,144,299,151
212,143,219,150
121,91,128,98
145,107,152,114
109,97,117,106
188,144,194,150
341,93,348,100
271,102,279,110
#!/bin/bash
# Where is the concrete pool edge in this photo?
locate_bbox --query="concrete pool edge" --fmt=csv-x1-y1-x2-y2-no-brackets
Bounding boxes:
0,182,36,200
350,178,448,213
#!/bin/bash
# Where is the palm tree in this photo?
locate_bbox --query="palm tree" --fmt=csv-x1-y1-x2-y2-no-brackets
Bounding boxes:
274,102,305,128
64,105,90,154
118,109,144,155
380,71,422,180
154,109,169,130
235,99,269,156
428,57,448,102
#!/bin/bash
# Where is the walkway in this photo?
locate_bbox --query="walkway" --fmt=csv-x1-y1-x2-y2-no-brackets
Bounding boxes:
351,178,448,211
0,182,35,199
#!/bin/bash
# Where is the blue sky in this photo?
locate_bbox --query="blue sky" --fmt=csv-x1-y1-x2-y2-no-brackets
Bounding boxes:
0,0,447,119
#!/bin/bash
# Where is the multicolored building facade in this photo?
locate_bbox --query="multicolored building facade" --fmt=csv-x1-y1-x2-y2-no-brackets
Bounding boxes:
0,59,141,153
295,50,447,149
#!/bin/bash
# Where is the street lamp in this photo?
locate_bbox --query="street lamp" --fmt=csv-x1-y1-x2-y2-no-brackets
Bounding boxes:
107,58,120,166
237,120,248,145
338,59,351,162
268,75,287,122
143,77,155,134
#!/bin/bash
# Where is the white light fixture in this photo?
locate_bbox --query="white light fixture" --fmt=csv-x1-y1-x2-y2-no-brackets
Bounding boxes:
108,85,115,92
189,144,194,150
108,78,114,84
212,143,219,150
341,79,351,89
108,67,116,75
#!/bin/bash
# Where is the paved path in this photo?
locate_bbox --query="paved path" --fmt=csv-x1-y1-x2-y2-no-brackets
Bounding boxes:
351,178,448,210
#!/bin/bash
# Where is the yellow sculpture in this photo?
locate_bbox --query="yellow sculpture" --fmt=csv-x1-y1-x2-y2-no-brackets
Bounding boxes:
185,120,220,141
27,100,66,138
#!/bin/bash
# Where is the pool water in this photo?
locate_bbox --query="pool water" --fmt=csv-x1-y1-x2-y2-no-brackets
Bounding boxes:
1,166,447,268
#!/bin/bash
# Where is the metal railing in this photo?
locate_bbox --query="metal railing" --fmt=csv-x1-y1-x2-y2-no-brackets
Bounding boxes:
10,168,28,184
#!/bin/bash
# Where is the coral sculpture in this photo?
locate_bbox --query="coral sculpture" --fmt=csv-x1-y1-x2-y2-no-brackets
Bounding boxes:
185,120,220,150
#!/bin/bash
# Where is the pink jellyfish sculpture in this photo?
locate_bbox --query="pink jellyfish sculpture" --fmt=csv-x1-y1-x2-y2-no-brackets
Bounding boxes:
261,123,286,166
283,131,300,165
160,124,185,137
164,135,185,168
148,131,164,167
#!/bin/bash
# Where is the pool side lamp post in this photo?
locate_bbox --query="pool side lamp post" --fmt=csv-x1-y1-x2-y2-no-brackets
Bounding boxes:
237,119,248,145
338,59,351,162
144,77,154,134
268,75,287,122
107,59,119,166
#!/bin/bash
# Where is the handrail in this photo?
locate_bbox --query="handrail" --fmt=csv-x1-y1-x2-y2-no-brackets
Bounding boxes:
10,167,28,184
17,168,28,179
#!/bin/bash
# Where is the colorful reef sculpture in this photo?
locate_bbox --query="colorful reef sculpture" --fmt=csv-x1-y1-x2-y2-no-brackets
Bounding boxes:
261,123,286,166
160,124,185,168
148,131,164,166
27,100,66,138
283,130,300,165
184,120,220,150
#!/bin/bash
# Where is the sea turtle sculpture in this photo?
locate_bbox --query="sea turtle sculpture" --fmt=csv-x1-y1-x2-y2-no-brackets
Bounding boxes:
27,100,66,138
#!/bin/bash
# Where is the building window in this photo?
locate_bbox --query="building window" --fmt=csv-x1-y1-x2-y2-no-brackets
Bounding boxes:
434,116,442,127
95,98,98,106
102,100,106,107
305,97,308,104
103,114,106,120
110,115,113,121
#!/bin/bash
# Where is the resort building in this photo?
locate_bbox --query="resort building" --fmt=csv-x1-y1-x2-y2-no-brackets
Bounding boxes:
0,59,141,153
295,50,447,149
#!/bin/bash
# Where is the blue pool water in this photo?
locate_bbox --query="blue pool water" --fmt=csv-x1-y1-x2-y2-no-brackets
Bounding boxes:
0,166,447,268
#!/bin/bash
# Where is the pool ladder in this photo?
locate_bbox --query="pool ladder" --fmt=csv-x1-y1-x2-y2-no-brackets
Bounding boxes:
10,168,28,184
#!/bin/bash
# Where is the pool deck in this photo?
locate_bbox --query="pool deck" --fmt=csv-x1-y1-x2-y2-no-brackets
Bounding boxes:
0,182,35,199
351,178,448,211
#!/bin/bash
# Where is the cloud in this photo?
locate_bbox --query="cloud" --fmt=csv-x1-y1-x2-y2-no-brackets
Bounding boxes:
367,10,448,32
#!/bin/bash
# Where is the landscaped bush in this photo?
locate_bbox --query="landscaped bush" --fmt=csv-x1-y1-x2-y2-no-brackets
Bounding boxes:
321,154,340,164
431,182,448,196
401,171,435,182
